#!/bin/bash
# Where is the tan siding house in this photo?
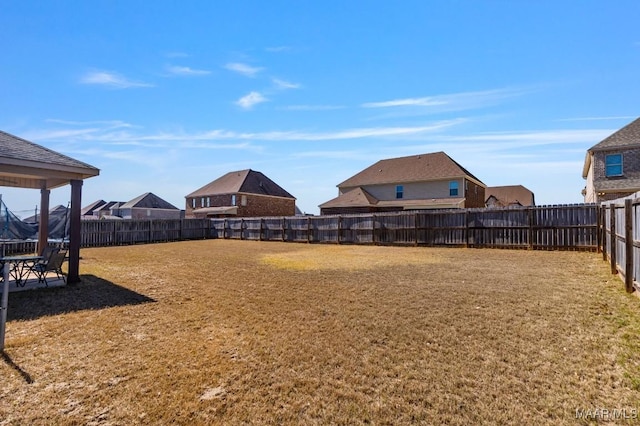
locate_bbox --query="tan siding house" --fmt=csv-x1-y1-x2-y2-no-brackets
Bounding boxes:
319,152,486,215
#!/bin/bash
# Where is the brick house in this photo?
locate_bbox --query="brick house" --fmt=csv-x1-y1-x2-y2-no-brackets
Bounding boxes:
582,117,640,203
485,185,535,207
185,169,296,218
319,151,486,215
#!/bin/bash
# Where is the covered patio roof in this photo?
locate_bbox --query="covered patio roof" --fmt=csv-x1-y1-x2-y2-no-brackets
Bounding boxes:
0,130,99,283
0,130,99,190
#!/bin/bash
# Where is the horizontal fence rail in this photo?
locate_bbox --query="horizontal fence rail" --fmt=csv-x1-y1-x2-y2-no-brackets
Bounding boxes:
600,198,639,293
208,204,598,250
16,204,594,254
79,219,211,247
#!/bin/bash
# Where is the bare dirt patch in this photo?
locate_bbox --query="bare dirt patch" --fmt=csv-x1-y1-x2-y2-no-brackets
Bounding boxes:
1,240,639,425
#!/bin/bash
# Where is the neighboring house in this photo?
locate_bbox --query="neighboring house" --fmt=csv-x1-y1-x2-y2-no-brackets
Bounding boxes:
185,169,296,218
81,199,106,219
92,201,123,219
583,117,640,203
319,151,486,215
82,193,181,220
118,192,181,219
485,185,535,208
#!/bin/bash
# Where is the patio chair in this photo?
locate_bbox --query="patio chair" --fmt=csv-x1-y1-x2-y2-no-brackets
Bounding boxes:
33,248,67,286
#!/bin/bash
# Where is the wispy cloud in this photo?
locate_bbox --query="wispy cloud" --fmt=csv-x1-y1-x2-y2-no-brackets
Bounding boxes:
280,105,346,111
362,88,530,113
224,62,264,77
30,119,462,146
556,116,636,122
235,92,268,110
45,119,133,128
439,129,612,145
166,65,211,76
272,78,301,90
80,70,153,89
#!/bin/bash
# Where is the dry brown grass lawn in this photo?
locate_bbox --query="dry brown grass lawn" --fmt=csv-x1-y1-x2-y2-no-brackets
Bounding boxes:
1,240,639,425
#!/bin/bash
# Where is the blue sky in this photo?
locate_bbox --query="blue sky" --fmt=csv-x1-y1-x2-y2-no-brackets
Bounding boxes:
1,1,639,217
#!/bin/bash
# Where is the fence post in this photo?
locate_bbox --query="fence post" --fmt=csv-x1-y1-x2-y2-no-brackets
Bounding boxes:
610,203,617,275
414,212,418,246
240,218,244,240
625,199,634,293
372,214,377,245
337,215,342,244
464,210,470,248
149,219,153,243
260,218,264,241
528,207,534,250
596,205,602,254
307,216,311,243
223,218,227,239
282,217,286,242
601,205,607,261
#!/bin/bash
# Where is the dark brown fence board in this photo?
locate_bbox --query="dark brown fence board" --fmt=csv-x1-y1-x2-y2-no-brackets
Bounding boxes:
76,205,598,253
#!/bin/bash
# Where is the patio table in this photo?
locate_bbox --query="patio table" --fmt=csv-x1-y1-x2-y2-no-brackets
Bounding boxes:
0,255,43,287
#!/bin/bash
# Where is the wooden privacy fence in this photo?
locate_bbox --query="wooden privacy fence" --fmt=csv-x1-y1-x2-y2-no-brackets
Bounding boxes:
601,199,640,293
209,204,599,250
72,204,598,251
80,219,211,247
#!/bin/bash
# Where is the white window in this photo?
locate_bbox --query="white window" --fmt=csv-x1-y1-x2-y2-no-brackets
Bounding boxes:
241,195,247,206
231,195,236,206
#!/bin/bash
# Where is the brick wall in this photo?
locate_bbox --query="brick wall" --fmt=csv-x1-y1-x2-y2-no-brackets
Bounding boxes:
593,148,640,181
464,181,486,208
186,193,295,218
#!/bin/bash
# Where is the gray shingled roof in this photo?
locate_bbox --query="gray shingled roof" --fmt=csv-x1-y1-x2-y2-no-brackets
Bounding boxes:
589,117,640,151
121,192,179,210
337,151,485,188
0,130,99,171
186,169,295,199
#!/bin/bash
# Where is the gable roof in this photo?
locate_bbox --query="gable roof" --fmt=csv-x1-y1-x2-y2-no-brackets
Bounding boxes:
186,169,295,199
120,192,179,210
0,130,99,189
485,185,535,207
319,187,379,208
588,117,640,151
337,151,485,188
81,199,106,216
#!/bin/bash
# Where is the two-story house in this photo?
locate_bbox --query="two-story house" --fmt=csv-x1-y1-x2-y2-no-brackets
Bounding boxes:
185,169,296,218
582,117,640,203
319,151,486,215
